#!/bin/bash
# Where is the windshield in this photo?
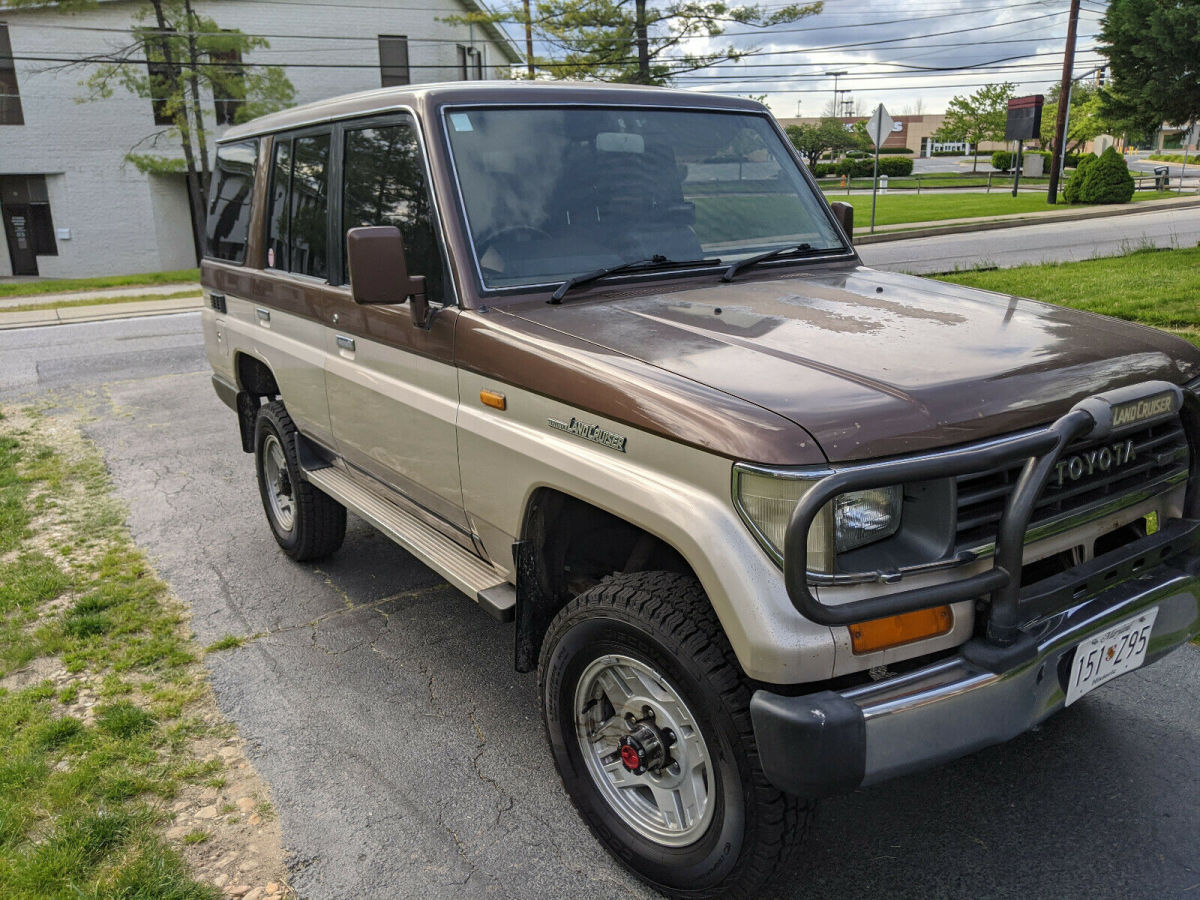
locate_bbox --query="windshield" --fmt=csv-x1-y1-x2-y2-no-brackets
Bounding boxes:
443,106,845,290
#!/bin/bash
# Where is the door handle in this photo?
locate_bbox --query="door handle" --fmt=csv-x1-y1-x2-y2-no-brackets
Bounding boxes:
336,334,356,352
255,307,271,323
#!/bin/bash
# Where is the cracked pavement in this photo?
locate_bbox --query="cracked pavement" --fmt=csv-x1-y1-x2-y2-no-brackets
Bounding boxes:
3,312,1199,898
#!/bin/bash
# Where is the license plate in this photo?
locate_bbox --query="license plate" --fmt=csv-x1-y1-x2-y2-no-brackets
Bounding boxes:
1065,608,1158,706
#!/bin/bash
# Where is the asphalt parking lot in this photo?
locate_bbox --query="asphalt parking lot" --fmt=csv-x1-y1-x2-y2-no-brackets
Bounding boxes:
4,315,1200,898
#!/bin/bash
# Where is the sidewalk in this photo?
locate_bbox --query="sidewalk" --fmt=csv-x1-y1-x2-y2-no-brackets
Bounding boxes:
0,281,201,310
0,292,203,328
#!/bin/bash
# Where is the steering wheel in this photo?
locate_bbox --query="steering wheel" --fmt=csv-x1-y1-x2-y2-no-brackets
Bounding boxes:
476,224,552,256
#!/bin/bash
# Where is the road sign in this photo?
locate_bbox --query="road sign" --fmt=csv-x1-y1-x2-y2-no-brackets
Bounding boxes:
1005,95,1044,142
866,104,894,148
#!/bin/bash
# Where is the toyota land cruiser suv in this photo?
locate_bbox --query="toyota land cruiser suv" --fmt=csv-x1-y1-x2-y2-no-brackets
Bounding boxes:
201,82,1200,897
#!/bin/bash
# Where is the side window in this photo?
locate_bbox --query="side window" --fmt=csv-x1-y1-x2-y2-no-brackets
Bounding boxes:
342,121,444,302
204,139,257,263
266,137,291,271
290,133,330,279
265,132,330,279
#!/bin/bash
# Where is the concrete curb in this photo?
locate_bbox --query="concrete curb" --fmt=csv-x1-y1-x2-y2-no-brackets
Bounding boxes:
0,295,203,330
854,196,1200,245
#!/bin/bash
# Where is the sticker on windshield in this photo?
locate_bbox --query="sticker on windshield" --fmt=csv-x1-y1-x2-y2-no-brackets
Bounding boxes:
449,113,473,132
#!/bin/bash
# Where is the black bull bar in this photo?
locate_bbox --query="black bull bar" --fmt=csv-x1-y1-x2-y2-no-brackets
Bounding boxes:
784,380,1200,647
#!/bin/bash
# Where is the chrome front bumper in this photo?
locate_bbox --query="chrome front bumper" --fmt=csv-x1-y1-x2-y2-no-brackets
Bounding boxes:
751,551,1200,797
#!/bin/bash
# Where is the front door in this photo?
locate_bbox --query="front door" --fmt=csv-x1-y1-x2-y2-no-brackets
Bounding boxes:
2,203,37,275
322,115,471,537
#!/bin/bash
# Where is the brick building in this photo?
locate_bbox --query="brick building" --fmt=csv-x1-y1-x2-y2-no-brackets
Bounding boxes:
0,0,518,278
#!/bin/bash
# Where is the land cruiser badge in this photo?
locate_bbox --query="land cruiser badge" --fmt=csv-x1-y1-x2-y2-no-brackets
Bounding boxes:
547,416,627,453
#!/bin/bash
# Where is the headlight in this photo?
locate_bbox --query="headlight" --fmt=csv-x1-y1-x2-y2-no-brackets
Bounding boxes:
733,466,902,571
834,486,902,552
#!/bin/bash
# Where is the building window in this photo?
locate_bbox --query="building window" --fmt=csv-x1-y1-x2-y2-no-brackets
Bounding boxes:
457,45,483,81
378,36,409,87
0,23,24,125
145,32,177,126
211,46,244,126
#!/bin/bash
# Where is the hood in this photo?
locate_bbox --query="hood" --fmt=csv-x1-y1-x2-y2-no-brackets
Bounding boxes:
505,266,1200,463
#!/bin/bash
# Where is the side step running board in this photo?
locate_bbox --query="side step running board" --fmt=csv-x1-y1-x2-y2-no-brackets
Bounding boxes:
303,465,515,622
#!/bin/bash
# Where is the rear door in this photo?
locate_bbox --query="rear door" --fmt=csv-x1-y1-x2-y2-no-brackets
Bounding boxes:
322,114,471,537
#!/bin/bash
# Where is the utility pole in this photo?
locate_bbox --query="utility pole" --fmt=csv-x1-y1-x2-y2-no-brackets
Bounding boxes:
1047,0,1081,203
522,0,534,78
634,0,651,84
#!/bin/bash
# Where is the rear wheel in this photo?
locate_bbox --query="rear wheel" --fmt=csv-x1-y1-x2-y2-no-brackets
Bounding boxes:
254,401,346,561
538,571,809,898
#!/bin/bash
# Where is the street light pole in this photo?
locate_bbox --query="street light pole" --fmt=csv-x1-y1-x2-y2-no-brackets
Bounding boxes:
825,70,847,117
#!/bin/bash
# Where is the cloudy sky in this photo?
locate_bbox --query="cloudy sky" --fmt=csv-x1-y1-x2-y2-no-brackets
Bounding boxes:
621,0,1111,117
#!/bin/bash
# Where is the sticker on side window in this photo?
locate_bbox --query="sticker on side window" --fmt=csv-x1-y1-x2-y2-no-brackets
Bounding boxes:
449,113,473,132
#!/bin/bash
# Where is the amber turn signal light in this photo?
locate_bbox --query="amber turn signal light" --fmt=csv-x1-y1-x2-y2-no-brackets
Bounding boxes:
480,389,506,410
849,605,953,654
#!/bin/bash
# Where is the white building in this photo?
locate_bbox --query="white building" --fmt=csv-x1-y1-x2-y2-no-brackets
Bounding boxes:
0,0,519,278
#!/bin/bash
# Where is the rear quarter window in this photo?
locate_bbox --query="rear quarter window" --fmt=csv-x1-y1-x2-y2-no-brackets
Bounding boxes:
205,140,258,263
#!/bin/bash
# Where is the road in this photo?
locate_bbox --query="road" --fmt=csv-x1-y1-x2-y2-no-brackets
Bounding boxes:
2,272,1200,898
859,204,1200,274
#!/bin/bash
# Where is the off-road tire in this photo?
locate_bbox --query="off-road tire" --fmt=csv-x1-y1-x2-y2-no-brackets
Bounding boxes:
538,571,810,898
254,401,346,561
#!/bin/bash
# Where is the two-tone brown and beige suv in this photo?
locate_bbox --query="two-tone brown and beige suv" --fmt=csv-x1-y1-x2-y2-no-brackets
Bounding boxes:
201,82,1200,897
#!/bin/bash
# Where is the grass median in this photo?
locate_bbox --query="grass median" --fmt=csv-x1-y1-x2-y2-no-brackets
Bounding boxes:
0,269,200,299
829,190,1181,229
935,245,1200,348
0,408,284,896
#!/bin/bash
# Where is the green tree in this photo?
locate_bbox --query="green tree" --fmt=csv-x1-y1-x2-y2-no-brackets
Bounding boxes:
15,0,294,258
1038,83,1112,154
445,0,822,84
785,117,860,167
1098,0,1200,134
934,82,1015,172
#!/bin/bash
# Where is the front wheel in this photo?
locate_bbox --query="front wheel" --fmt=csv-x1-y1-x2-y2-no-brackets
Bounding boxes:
538,572,809,898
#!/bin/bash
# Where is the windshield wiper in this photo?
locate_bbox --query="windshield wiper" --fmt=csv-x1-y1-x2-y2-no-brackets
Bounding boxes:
549,255,721,304
721,243,844,283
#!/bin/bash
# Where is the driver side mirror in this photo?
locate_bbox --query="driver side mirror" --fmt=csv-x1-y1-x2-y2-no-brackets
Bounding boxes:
830,202,854,245
346,225,430,327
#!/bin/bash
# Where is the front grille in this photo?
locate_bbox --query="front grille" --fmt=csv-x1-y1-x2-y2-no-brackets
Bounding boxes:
954,417,1189,551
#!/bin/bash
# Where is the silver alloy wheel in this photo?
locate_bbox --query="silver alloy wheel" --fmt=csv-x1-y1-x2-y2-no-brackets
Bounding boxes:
261,433,296,533
574,654,715,847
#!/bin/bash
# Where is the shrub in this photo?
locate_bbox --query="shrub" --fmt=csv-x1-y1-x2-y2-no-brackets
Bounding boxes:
991,150,1014,172
878,147,913,155
812,163,838,177
1078,146,1135,203
832,157,913,177
1063,152,1097,203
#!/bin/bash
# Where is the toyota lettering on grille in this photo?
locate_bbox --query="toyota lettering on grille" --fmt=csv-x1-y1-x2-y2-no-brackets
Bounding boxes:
1053,439,1135,488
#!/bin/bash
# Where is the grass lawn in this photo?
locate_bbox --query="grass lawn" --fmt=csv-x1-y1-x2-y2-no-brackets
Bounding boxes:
936,246,1200,349
0,408,277,896
691,192,1182,239
830,190,1180,229
0,268,200,299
